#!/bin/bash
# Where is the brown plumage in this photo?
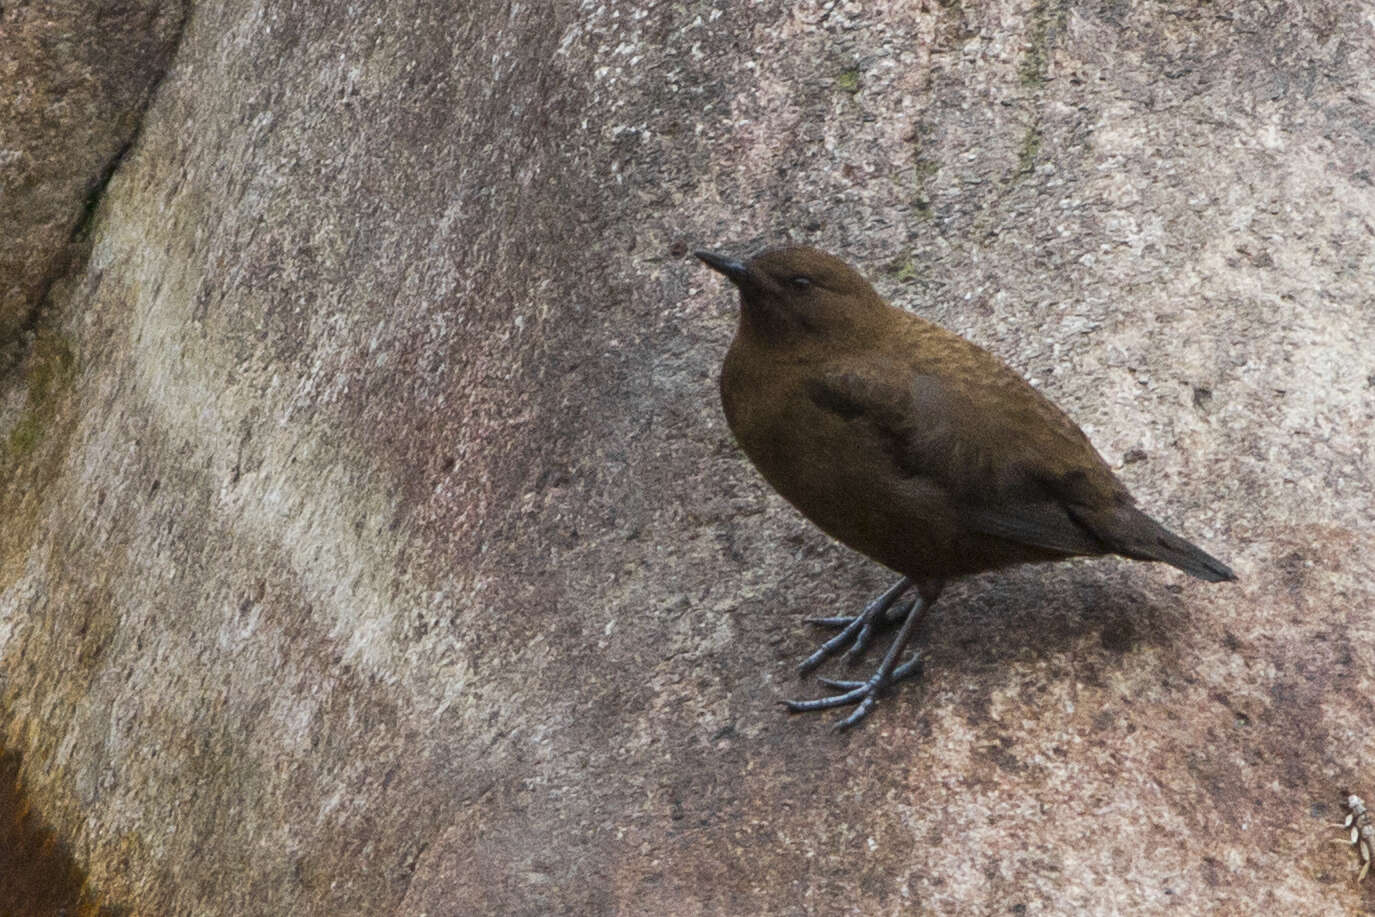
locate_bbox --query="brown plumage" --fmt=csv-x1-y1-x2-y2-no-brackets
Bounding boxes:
697,245,1236,728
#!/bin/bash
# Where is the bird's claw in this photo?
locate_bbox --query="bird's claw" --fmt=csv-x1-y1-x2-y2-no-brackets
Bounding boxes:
843,598,912,655
803,615,860,628
785,653,924,728
796,613,868,676
816,655,923,692
795,580,913,676
786,578,935,728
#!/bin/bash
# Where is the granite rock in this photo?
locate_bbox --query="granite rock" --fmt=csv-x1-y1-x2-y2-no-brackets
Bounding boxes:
2,0,1373,913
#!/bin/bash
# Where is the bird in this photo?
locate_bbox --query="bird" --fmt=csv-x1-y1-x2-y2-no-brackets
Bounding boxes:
695,245,1236,729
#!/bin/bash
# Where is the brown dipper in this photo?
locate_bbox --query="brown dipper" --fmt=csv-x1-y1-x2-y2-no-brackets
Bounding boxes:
696,245,1235,729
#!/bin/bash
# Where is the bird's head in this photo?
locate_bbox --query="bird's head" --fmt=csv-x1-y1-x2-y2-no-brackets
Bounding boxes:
695,245,887,343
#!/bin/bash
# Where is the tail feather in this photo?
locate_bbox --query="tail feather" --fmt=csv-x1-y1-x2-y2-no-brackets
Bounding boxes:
1127,526,1236,582
1079,503,1237,582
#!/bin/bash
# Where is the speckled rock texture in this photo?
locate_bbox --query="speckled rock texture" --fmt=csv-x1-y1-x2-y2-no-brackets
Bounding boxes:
2,0,1373,914
0,0,184,351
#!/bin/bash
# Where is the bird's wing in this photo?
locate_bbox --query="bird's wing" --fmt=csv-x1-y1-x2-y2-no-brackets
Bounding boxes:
805,369,1119,557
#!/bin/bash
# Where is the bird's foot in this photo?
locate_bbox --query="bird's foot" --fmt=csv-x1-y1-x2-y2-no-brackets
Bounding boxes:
786,579,940,729
796,577,913,676
804,597,916,659
782,654,923,730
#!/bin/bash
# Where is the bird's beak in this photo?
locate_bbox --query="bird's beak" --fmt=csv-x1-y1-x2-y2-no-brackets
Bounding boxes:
694,250,751,287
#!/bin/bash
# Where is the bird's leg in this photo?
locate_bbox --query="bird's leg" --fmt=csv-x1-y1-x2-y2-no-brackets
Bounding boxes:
843,594,918,664
785,582,943,729
797,577,912,676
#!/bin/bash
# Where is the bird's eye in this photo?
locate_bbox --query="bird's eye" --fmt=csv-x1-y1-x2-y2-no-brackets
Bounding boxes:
789,276,812,290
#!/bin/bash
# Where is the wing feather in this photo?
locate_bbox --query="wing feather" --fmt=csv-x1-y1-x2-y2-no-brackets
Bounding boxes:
805,370,1118,557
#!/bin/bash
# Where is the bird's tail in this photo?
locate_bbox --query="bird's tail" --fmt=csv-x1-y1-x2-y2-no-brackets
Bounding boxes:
1096,504,1237,583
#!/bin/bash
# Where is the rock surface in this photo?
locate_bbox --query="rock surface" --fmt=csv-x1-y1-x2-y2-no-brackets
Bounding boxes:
2,0,1373,914
0,0,183,351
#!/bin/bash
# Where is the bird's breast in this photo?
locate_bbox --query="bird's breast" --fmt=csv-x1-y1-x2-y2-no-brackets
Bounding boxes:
723,351,923,563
